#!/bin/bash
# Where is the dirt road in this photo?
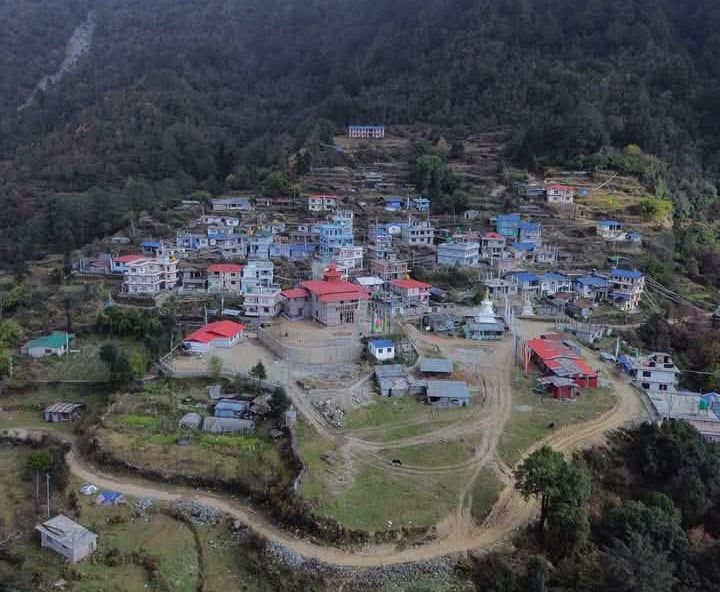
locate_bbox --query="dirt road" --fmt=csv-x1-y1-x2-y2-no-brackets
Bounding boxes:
5,321,646,568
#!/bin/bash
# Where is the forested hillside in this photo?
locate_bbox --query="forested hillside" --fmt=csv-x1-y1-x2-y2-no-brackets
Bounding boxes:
3,0,720,261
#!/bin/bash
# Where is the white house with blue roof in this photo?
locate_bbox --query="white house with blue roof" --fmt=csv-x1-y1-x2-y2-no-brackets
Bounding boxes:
574,275,610,301
596,219,624,239
518,221,542,245
507,271,541,295
540,272,572,296
368,339,395,361
410,196,431,212
608,268,645,311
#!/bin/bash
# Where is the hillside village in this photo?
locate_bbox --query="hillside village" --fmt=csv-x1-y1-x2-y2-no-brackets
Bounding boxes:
2,127,720,591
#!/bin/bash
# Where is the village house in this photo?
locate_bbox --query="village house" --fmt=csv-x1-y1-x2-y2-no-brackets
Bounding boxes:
383,196,403,211
247,230,274,259
535,376,581,400
368,339,395,361
539,272,572,296
480,232,507,262
140,240,162,256
507,271,541,296
243,287,283,319
241,260,274,292
525,338,598,388
437,241,480,267
418,357,453,377
573,275,610,301
463,209,480,220
269,243,316,261
36,516,97,563
410,196,431,211
199,214,240,227
533,245,559,266
596,219,624,240
122,254,178,294
281,264,370,326
212,197,253,212
495,213,521,240
389,278,432,309
508,242,537,263
353,276,385,294
370,252,410,281
44,402,85,423
425,381,471,408
566,297,595,319
22,331,74,358
421,312,459,334
633,352,680,393
608,268,645,311
484,277,518,299
110,253,144,274
518,221,542,245
374,364,412,397
545,183,575,204
207,263,244,293
326,245,364,274
182,321,245,353
175,230,212,251
319,219,354,254
177,265,208,293
308,194,338,212
399,220,435,246
348,124,385,139
368,221,403,243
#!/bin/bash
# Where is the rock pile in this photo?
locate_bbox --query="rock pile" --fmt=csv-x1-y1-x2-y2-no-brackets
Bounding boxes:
170,497,222,527
313,400,344,428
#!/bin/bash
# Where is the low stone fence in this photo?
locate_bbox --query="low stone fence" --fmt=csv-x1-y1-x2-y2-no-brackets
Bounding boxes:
306,371,375,409
257,327,363,365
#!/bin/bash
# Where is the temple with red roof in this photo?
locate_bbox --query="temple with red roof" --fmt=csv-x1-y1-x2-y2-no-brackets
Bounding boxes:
183,320,245,352
525,337,598,389
280,264,369,326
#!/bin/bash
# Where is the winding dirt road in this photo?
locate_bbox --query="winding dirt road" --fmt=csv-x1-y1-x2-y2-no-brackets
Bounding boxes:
5,321,646,567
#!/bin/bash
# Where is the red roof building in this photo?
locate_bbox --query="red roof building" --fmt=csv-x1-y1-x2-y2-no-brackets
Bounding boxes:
281,264,370,326
545,183,575,204
525,338,598,388
207,263,244,273
183,321,245,351
113,254,144,264
388,278,432,310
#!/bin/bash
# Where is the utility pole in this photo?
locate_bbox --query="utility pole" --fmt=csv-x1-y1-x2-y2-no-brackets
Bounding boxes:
46,473,51,519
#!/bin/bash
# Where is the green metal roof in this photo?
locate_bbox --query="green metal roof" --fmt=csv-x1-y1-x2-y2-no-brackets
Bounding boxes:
25,331,74,350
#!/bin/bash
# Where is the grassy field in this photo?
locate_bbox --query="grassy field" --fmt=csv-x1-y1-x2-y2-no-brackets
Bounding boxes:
30,336,149,382
0,383,108,431
497,371,618,466
344,396,470,443
469,468,503,521
297,419,471,532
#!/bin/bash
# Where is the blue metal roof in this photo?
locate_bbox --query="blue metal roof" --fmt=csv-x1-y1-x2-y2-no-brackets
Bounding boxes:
140,240,161,248
384,196,402,202
216,399,249,410
598,219,623,226
369,339,394,349
541,272,567,281
611,268,644,279
497,213,521,222
519,222,540,231
512,271,540,282
512,242,536,251
576,275,610,287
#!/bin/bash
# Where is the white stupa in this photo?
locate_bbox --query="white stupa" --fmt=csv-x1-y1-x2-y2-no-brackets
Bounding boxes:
474,290,498,324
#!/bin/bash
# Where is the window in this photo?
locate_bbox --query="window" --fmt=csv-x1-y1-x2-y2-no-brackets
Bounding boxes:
642,383,650,389
659,384,668,391
642,371,651,377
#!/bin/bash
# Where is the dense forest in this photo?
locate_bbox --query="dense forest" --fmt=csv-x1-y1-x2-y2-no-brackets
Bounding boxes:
471,421,720,592
3,0,720,262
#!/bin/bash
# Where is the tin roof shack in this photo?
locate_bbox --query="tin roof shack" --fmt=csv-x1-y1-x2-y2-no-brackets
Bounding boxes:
418,357,453,377
375,364,412,397
425,381,471,408
421,313,459,334
214,398,250,418
202,416,255,434
536,376,581,400
178,412,203,430
36,515,97,563
44,403,85,423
